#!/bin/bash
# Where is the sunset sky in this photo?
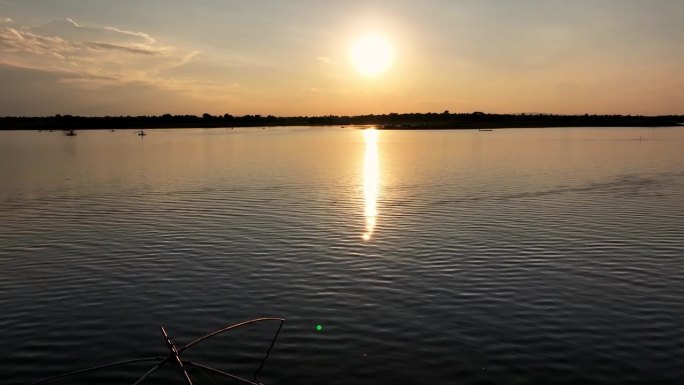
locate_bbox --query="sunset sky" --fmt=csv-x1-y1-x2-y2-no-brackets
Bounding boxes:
1,0,682,116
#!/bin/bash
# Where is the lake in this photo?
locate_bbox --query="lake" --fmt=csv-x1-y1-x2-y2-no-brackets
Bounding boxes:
1,126,683,384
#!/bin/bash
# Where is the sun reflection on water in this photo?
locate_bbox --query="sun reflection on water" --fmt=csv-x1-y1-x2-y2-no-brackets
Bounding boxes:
362,128,379,241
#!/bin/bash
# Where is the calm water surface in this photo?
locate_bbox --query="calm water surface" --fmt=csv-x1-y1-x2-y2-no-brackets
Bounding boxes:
1,126,683,384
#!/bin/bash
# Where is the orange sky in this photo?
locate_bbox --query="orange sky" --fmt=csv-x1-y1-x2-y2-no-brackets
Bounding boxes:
0,1,682,116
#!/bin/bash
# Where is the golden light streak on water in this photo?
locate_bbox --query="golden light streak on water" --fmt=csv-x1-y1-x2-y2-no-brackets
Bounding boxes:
362,128,379,241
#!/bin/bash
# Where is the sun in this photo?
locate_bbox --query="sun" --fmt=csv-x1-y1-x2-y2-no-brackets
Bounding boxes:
350,34,393,77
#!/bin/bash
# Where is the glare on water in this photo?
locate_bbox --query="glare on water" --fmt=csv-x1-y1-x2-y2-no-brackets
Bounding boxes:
362,128,379,241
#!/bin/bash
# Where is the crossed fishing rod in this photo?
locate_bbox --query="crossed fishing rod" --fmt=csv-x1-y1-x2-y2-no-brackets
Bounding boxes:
30,318,285,385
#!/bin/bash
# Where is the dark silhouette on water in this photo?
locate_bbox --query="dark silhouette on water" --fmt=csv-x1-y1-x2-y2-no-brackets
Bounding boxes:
30,318,285,385
2,111,682,131
138,129,146,136
65,130,76,136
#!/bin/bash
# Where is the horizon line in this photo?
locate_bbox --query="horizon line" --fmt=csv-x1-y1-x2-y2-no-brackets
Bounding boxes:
3,111,684,119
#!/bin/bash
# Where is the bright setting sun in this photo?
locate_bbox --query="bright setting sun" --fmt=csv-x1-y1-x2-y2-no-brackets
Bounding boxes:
349,33,393,77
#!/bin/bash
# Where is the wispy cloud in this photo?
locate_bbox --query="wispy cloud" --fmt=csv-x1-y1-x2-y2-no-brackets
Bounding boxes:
0,16,254,114
65,17,156,44
169,50,201,69
103,25,156,45
0,17,12,24
64,17,80,27
83,42,163,56
0,18,167,59
0,24,172,93
0,28,78,56
0,18,247,108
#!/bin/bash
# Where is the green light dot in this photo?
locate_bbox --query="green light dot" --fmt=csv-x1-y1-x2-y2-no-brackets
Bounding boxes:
316,324,323,331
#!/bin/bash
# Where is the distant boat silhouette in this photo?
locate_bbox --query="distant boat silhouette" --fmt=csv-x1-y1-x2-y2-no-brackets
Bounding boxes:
478,129,493,132
66,130,77,136
138,129,146,136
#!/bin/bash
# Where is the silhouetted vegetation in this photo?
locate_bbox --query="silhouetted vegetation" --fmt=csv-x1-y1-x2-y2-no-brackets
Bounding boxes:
1,112,682,130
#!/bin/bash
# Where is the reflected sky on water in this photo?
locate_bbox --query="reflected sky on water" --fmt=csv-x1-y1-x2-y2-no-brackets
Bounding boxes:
1,126,683,385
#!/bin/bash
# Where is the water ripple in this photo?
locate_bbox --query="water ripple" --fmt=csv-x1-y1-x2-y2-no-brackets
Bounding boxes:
1,127,683,384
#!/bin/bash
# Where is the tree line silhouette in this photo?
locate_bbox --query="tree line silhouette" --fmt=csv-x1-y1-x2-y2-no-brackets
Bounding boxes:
1,111,681,130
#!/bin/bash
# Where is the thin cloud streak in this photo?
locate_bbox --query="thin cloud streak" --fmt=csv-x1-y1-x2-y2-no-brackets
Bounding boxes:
83,42,163,56
66,17,156,44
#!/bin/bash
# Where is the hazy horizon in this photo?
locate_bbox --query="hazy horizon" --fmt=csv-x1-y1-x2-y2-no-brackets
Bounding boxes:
3,111,684,119
1,0,683,117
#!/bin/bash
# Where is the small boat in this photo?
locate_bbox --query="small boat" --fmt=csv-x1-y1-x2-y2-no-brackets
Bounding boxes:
138,130,146,136
478,129,493,132
66,130,77,136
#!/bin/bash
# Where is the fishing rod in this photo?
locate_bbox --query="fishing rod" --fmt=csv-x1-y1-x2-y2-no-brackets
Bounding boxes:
29,318,285,385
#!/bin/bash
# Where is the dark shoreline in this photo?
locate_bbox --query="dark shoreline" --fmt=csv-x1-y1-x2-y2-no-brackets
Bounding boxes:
1,112,682,131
